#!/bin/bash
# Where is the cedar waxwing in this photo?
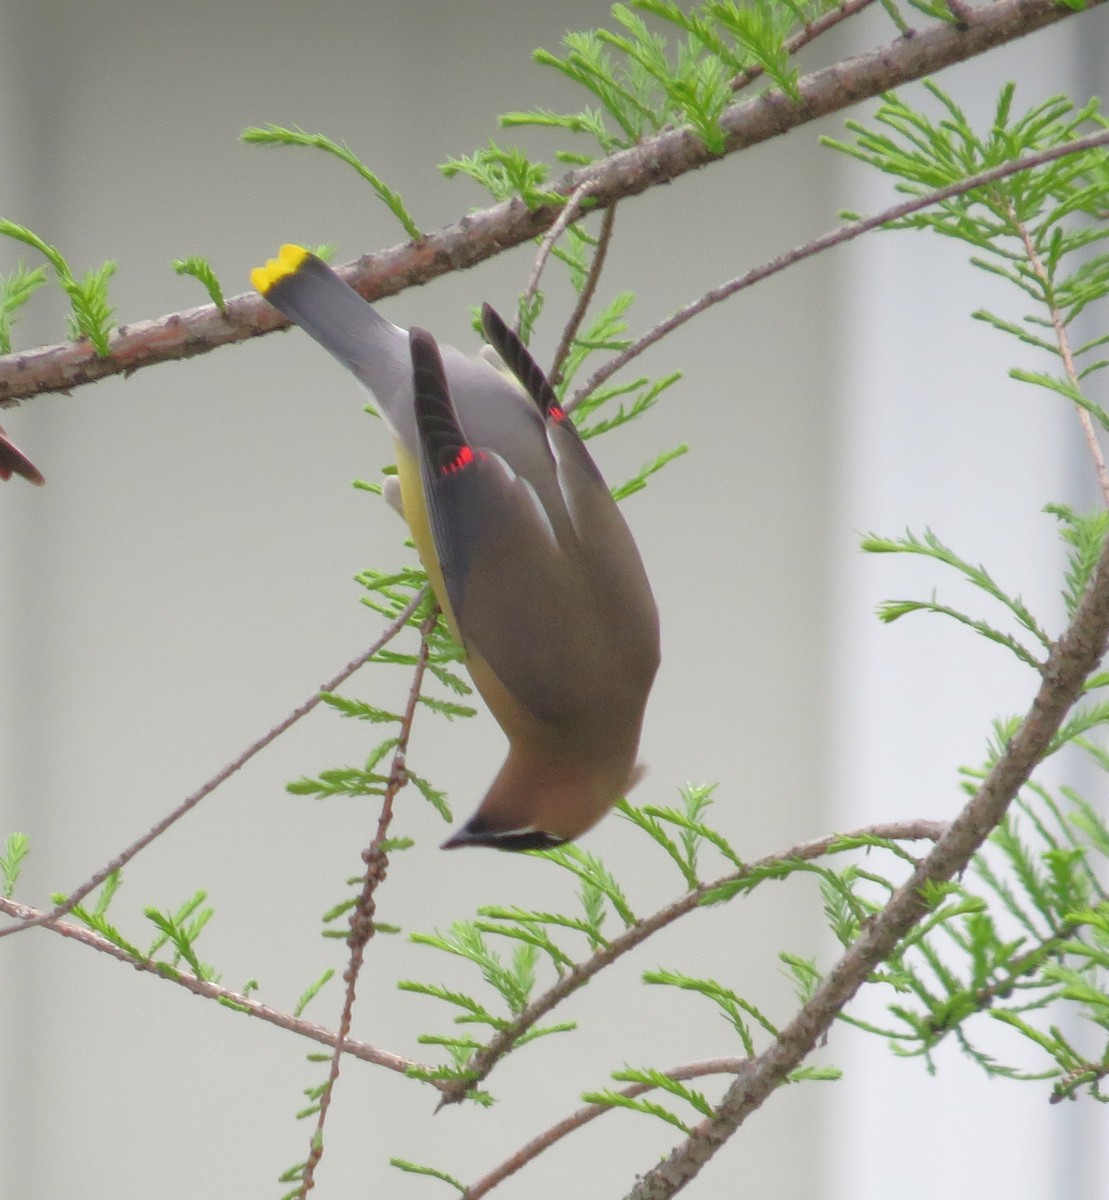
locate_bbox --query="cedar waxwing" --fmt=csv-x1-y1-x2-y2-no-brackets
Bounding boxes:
252,246,660,850
0,424,44,485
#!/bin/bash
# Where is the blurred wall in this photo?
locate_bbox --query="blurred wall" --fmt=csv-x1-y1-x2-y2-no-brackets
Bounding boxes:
0,2,1104,1199
828,18,1109,1200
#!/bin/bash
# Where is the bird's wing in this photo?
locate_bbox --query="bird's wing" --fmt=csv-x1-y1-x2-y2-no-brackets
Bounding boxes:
478,305,660,681
410,327,606,728
0,425,44,485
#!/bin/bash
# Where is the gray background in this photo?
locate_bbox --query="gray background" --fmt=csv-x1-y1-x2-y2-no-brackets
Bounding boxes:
0,2,1106,1197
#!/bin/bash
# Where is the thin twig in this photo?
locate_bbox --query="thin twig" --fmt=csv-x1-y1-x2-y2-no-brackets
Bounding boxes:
0,0,1096,405
0,817,942,1110
568,127,1109,413
1050,1059,1109,1104
625,512,1109,1198
464,1058,750,1199
0,893,441,1081
298,607,438,1198
515,182,596,335
1009,206,1109,507
549,202,618,390
0,587,428,940
436,819,946,1106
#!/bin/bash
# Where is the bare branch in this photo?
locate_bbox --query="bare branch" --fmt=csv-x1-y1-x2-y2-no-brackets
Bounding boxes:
516,181,596,333
0,0,1097,406
0,587,428,940
299,608,438,1197
549,202,618,389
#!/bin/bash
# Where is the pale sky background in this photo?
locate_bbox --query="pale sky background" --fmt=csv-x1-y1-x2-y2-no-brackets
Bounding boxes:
0,3,1106,1199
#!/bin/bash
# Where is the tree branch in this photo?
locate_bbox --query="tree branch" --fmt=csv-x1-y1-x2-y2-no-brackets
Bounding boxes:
0,0,1098,406
0,818,944,1112
0,587,428,940
567,126,1109,410
1008,204,1109,506
625,515,1109,1198
549,201,618,389
437,819,946,1107
299,608,438,1197
464,1057,750,1200
0,892,439,1081
516,181,596,332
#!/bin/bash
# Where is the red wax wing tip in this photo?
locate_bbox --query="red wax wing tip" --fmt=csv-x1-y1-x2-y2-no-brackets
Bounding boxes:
443,444,475,475
549,405,567,423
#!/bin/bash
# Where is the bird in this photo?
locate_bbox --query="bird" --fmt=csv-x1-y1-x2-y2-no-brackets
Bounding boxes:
0,424,44,485
252,245,659,850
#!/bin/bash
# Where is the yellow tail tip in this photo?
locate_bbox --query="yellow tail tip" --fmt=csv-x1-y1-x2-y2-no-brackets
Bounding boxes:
251,243,309,295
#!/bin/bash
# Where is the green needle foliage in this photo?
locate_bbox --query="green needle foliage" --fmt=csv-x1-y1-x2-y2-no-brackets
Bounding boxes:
171,255,226,309
6,5,1109,1195
827,84,1109,427
861,526,1053,670
0,262,47,354
644,969,780,1050
382,68,1109,1168
504,0,840,159
52,872,227,986
0,832,30,898
440,140,563,209
808,79,1109,1103
241,124,423,241
584,1067,716,1134
835,787,1109,1100
389,1160,466,1193
145,892,217,982
1048,504,1109,625
0,219,116,354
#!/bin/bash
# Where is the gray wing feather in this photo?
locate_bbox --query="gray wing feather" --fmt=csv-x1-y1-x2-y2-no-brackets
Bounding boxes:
411,329,618,727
